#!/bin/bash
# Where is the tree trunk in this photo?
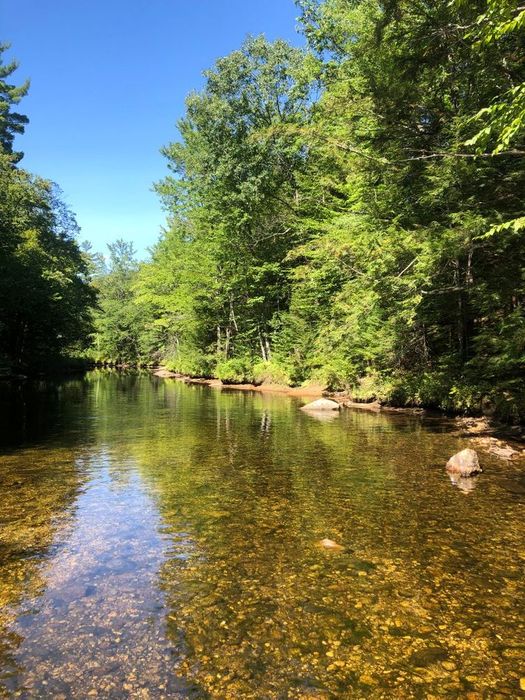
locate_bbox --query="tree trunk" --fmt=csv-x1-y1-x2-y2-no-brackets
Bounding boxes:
259,331,268,361
225,326,231,359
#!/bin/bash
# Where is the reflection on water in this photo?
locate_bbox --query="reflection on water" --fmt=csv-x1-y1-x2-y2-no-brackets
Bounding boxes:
0,372,524,698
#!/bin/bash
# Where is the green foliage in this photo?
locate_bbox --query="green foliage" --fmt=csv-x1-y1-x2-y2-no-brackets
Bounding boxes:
0,43,29,162
288,0,525,420
91,4,524,422
164,350,213,378
0,48,95,373
0,154,95,371
462,0,525,156
150,35,316,367
215,358,254,384
91,240,146,364
252,360,291,386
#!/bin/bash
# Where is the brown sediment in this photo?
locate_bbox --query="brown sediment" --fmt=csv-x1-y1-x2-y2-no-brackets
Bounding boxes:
157,371,327,398
341,399,382,412
152,367,182,378
469,436,523,460
153,368,385,402
219,381,327,398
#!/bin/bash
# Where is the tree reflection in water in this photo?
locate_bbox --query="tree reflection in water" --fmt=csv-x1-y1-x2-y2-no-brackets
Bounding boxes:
0,373,523,698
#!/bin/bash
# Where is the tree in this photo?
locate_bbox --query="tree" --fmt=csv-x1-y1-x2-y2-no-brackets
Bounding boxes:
93,240,145,364
0,156,96,370
151,36,315,375
291,0,525,416
462,0,525,157
0,43,29,162
103,4,524,420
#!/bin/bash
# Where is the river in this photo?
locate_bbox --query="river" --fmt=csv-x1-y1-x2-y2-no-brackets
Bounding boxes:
0,372,523,698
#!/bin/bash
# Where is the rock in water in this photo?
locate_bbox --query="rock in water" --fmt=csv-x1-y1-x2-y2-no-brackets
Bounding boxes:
446,448,482,476
489,444,518,460
409,647,449,668
301,399,340,412
318,538,344,551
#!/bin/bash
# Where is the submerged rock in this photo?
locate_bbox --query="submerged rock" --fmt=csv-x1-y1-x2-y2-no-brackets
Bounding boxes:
489,444,519,460
446,448,482,476
318,538,344,551
409,646,449,668
303,410,340,423
301,399,340,412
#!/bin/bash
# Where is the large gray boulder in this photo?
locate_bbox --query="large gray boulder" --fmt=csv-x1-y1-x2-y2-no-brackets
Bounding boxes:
446,448,482,476
301,398,341,412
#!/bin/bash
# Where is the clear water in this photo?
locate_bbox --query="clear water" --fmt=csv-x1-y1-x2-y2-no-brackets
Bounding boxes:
0,372,523,698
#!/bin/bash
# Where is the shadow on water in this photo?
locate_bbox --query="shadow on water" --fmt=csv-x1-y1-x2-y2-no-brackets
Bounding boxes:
0,372,524,698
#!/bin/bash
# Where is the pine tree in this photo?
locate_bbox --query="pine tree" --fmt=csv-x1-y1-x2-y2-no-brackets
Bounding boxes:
0,43,29,162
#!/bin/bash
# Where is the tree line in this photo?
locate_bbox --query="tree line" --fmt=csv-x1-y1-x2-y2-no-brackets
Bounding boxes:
2,1,524,421
0,43,94,374
94,0,524,421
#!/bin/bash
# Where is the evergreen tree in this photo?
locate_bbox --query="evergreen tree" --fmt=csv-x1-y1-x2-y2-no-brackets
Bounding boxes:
0,43,29,162
0,157,96,369
93,240,144,364
0,46,96,372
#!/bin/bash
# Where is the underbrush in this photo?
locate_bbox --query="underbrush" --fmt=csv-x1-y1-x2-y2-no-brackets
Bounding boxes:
164,348,214,377
252,360,291,386
214,358,254,384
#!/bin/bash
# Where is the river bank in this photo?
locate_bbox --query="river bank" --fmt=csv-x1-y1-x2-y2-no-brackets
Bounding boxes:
152,367,525,459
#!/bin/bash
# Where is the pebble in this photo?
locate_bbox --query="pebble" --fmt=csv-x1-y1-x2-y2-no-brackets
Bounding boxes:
359,673,377,685
441,661,457,671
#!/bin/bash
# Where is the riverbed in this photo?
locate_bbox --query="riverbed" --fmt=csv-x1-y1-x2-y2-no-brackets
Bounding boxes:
0,372,524,698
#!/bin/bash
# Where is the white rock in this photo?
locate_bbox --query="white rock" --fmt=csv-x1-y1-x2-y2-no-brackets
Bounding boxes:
318,538,344,551
446,448,482,476
301,398,341,412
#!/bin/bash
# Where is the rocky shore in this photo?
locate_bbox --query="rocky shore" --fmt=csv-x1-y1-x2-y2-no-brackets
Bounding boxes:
152,368,525,461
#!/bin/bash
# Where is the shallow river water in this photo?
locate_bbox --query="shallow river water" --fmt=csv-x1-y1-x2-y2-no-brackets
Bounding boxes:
0,372,524,699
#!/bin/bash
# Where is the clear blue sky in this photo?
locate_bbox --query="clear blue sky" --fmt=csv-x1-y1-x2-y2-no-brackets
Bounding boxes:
1,0,303,258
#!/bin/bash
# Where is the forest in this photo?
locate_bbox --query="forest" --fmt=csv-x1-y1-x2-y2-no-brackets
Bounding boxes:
1,0,524,421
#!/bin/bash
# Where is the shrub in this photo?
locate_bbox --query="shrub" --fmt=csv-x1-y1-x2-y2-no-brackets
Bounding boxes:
164,348,213,377
252,360,290,386
215,358,254,384
309,357,359,391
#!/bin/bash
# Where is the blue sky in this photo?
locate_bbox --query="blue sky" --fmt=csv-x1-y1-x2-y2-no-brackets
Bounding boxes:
1,0,303,258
